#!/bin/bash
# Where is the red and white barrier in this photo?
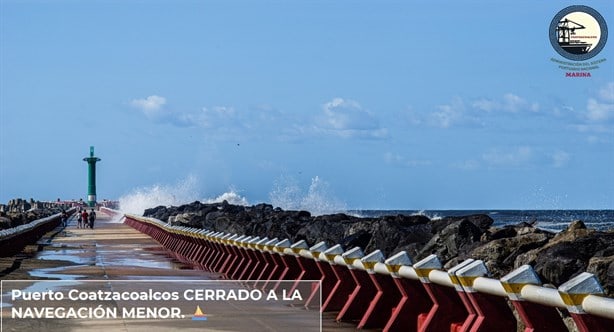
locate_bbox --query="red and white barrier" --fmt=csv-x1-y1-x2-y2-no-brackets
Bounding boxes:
122,214,614,332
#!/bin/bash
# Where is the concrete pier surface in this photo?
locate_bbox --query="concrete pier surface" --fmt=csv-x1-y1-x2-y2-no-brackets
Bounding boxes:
0,212,366,331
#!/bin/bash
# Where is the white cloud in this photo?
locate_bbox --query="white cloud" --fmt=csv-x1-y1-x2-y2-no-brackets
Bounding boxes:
472,93,539,113
406,94,542,129
402,106,423,126
582,82,614,122
472,99,498,112
586,98,614,122
551,150,571,168
130,95,167,118
452,159,480,170
384,152,431,167
503,93,527,112
130,95,199,127
199,106,239,128
405,97,480,129
458,147,572,170
482,146,533,167
598,82,614,102
317,98,387,139
568,82,614,141
130,95,245,129
431,98,465,128
128,96,312,141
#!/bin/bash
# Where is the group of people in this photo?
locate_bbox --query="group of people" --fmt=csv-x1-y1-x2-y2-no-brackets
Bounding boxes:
75,207,97,229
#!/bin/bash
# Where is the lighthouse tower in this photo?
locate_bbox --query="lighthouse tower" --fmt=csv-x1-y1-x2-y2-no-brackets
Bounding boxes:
83,146,101,207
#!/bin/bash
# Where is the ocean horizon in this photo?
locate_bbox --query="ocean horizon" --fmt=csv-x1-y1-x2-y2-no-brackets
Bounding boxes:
350,209,614,232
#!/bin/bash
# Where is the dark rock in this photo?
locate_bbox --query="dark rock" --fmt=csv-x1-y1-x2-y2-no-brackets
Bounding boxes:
340,230,372,250
430,214,493,234
364,216,434,257
143,205,169,219
417,219,482,261
0,216,11,230
294,218,348,246
568,220,587,231
470,232,552,278
512,224,614,291
488,227,517,240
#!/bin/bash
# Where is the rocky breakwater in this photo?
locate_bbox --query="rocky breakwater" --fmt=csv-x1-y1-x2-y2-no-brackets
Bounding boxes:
0,198,66,230
143,201,614,296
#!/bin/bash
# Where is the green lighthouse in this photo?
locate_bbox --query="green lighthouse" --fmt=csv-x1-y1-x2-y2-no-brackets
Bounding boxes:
83,146,101,207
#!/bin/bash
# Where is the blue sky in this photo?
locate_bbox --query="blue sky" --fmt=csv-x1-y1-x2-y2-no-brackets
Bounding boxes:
1,0,613,210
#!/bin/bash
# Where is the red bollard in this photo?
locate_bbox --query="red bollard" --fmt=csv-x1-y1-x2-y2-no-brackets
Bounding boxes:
383,251,432,332
186,230,206,262
176,229,189,259
336,247,377,323
253,238,280,289
192,231,212,266
180,230,198,261
288,240,310,286
455,260,516,332
358,250,402,329
237,237,261,280
211,234,233,273
208,234,232,273
321,244,353,312
281,248,303,280
252,240,270,281
303,241,329,309
267,239,292,291
559,272,612,332
447,259,479,332
244,238,269,281
413,254,468,332
202,232,225,270
203,233,221,271
221,235,242,276
195,231,217,270
262,239,290,290
501,265,567,332
212,234,234,272
287,240,322,296
216,235,238,275
223,236,245,278
230,236,255,280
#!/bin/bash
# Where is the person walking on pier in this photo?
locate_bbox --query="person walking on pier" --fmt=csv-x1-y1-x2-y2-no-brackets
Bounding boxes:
77,212,83,228
81,210,88,228
60,210,68,227
88,209,96,229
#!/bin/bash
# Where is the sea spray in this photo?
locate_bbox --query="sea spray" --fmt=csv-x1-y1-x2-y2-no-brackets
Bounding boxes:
270,175,346,216
119,173,343,216
119,175,249,215
411,210,443,220
269,175,302,211
119,176,199,215
204,188,249,206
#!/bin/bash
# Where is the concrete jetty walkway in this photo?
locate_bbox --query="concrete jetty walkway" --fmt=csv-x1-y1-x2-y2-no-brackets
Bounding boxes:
1,212,360,331
33,212,216,280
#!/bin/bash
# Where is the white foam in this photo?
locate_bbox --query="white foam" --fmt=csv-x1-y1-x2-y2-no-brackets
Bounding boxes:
118,175,199,215
204,189,249,206
270,175,346,216
118,174,346,217
411,210,442,220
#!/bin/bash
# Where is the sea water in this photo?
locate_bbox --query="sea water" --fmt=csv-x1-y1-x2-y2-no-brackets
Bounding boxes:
351,209,614,232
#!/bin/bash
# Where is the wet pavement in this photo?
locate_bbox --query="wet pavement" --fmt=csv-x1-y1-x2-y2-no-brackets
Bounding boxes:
0,213,366,331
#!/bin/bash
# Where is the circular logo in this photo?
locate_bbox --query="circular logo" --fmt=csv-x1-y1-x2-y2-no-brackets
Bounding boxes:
549,5,608,61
